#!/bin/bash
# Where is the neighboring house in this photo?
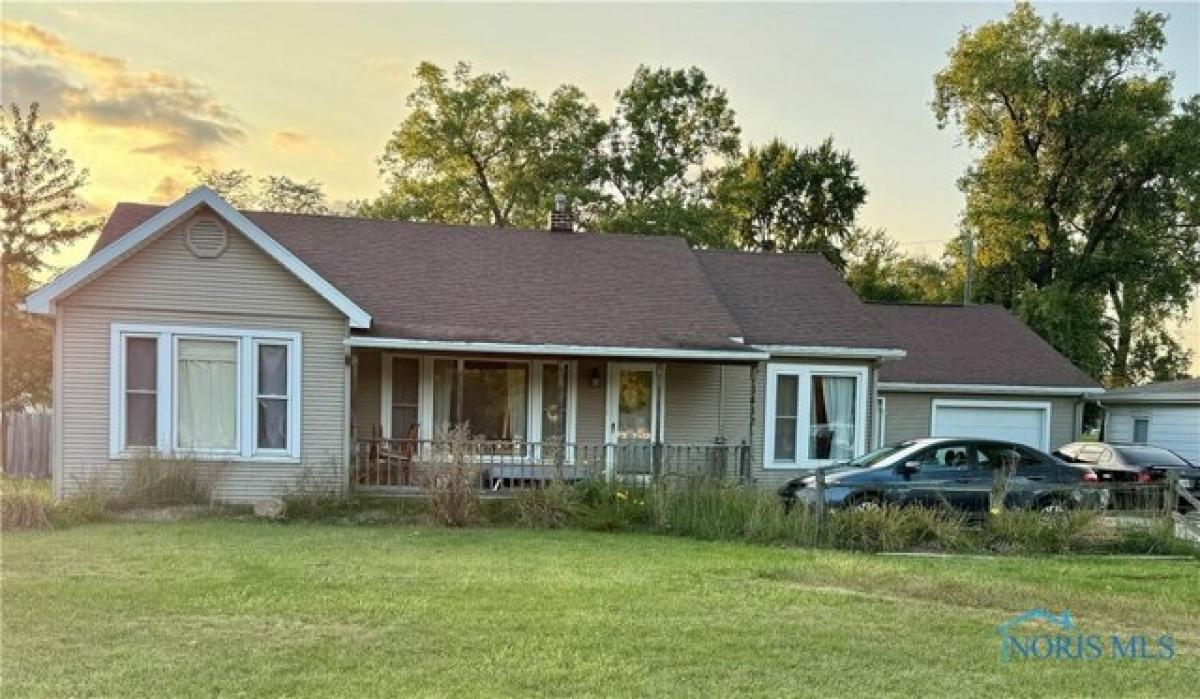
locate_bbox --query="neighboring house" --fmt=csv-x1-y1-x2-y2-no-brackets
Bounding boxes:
25,187,1095,501
1101,379,1200,463
865,303,1103,452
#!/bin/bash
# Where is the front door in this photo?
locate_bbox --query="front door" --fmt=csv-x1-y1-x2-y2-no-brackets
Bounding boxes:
606,363,659,477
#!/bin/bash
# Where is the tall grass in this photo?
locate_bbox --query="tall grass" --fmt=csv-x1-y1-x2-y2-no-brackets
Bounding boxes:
422,425,482,527
1,478,54,531
561,477,1193,556
110,455,221,509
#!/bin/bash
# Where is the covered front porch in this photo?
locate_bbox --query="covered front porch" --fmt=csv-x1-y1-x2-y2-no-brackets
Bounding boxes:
346,347,758,493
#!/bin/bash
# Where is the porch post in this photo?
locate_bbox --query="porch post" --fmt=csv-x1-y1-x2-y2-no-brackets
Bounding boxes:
555,359,566,478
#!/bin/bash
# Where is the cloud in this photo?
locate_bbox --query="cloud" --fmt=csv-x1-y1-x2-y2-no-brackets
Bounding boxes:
149,176,188,202
0,20,244,161
270,130,313,152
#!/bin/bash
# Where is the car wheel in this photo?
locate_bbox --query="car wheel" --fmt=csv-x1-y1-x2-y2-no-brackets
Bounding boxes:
849,494,884,512
1036,497,1072,517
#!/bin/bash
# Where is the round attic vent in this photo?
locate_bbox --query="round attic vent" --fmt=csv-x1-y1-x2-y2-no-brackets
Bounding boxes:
185,217,228,258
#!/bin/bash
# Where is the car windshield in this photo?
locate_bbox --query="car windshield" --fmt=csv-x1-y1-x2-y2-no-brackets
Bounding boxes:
1114,447,1188,466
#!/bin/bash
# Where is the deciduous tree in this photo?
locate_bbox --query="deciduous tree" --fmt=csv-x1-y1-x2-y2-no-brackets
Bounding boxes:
933,5,1200,383
596,66,740,244
1,103,96,412
715,138,867,266
360,62,607,228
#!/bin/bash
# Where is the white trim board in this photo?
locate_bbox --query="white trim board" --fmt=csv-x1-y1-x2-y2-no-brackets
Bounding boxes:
24,187,372,329
929,399,1052,452
755,345,906,360
879,382,1102,397
346,336,768,361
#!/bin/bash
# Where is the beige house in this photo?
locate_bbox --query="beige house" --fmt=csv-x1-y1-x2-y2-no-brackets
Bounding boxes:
25,187,1099,502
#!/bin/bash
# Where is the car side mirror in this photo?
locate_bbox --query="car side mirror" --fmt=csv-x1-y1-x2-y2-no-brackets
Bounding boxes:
898,460,921,475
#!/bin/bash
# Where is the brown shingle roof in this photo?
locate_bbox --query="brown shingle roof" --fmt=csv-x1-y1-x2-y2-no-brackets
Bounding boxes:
865,302,1100,388
92,204,751,351
694,250,900,349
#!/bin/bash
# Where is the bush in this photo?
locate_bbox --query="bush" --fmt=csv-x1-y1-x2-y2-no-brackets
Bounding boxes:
570,478,652,531
50,488,115,528
514,482,577,529
1,480,54,531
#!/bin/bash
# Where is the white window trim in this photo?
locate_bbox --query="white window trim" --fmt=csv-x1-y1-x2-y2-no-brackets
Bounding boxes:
379,354,577,448
252,339,300,458
764,362,870,469
109,323,302,462
876,396,887,449
928,399,1052,452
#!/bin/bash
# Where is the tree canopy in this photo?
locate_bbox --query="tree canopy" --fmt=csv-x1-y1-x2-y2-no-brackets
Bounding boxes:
358,62,607,228
934,4,1200,384
191,168,331,214
1,103,96,410
715,138,867,268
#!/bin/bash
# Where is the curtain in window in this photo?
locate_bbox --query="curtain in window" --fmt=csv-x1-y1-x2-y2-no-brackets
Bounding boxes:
541,364,565,443
812,376,856,460
177,339,237,449
432,360,457,434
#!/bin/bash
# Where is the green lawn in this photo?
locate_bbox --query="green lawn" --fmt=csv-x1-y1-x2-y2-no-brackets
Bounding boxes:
3,522,1196,696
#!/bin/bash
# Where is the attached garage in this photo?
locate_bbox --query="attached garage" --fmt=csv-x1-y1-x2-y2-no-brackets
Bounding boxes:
930,400,1051,451
864,303,1102,453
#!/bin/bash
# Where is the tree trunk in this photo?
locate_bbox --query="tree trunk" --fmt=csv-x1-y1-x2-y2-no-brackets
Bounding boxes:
1108,282,1134,387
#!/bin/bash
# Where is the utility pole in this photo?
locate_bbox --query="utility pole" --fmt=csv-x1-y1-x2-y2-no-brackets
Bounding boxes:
963,233,974,306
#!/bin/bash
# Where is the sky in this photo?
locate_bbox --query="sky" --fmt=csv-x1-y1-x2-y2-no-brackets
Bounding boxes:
3,1,1198,365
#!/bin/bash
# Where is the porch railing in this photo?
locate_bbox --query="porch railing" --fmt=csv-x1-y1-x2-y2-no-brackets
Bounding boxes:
351,438,750,491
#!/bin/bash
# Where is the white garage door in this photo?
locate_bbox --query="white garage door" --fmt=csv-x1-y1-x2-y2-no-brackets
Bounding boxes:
931,401,1050,450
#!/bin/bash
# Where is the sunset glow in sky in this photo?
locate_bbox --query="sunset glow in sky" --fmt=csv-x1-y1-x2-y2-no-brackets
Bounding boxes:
3,1,1198,363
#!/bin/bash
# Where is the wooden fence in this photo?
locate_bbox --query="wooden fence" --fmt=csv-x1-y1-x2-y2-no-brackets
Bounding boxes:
3,411,52,478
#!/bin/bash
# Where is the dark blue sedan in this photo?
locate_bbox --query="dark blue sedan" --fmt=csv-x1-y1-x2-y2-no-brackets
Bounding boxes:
778,438,1108,513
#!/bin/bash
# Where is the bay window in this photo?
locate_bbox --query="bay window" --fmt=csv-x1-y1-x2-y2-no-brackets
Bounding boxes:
110,324,300,460
765,363,868,468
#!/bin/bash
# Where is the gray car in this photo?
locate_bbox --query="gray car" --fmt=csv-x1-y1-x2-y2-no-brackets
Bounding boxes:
779,437,1108,513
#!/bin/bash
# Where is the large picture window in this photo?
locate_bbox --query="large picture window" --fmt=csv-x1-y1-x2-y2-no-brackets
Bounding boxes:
110,324,300,460
765,363,868,468
381,356,574,448
176,338,238,451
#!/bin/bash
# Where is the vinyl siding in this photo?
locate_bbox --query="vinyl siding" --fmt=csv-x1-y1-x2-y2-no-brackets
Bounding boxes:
56,209,349,502
1105,404,1200,463
881,391,1081,450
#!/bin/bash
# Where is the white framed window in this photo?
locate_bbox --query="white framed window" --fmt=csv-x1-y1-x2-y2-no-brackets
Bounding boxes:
253,340,296,455
764,363,869,469
110,324,301,461
379,355,576,447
